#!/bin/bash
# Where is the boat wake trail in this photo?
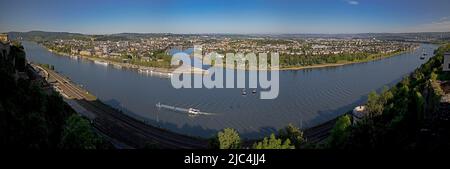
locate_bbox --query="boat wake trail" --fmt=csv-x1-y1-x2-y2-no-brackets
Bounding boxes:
155,102,216,116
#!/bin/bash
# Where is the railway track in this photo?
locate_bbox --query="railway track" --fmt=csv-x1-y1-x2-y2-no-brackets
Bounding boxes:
41,65,208,149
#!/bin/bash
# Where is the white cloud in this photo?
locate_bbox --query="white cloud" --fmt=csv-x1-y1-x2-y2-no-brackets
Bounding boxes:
346,0,359,5
439,16,449,21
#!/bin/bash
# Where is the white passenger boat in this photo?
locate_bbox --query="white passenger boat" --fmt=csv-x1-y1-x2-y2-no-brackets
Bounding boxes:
188,108,201,115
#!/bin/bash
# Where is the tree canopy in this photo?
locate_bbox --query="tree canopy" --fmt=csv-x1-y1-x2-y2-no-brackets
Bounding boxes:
327,115,352,148
59,115,103,149
278,123,304,148
253,134,294,149
216,128,241,149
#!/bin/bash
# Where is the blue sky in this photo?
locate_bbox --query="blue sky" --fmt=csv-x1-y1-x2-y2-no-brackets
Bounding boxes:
0,0,449,34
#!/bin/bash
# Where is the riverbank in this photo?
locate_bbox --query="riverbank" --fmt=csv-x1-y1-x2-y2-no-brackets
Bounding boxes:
214,48,415,71
278,49,415,70
46,47,207,76
44,43,416,73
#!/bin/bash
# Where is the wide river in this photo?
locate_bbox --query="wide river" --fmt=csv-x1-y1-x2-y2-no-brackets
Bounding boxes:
23,41,437,139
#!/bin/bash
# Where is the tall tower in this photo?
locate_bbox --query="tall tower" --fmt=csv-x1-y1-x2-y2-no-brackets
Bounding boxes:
0,33,9,43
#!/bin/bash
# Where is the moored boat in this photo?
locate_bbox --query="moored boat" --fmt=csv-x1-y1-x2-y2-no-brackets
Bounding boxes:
94,60,108,66
242,89,247,95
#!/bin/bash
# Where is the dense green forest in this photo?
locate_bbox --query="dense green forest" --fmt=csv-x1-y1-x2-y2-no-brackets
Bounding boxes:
0,42,109,149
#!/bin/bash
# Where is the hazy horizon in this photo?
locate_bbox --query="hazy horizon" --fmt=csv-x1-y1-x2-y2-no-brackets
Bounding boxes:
5,30,450,36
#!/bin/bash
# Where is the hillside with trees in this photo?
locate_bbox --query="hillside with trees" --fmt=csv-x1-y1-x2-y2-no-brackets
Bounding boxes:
0,42,109,149
323,44,450,149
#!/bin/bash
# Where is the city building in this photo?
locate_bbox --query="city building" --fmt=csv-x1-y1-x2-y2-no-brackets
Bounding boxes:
79,50,92,56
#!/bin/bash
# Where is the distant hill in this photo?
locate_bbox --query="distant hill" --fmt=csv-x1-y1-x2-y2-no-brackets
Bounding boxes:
6,31,450,43
8,31,91,42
